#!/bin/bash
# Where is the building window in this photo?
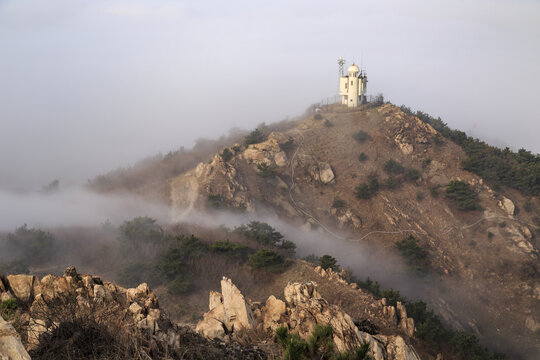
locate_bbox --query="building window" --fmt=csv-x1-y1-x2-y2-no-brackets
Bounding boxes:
351,81,353,86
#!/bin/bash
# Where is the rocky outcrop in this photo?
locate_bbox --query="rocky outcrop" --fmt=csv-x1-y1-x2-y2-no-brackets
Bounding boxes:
5,275,40,303
0,316,31,360
196,277,255,339
197,278,421,360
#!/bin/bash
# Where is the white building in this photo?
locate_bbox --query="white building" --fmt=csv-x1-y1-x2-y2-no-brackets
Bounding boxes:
339,63,368,107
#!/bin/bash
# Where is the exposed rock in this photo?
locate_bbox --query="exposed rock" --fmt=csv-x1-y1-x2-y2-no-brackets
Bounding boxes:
525,316,540,332
0,278,5,293
262,295,286,331
498,197,515,216
0,316,31,360
319,163,335,184
284,281,320,306
6,275,40,303
221,277,255,331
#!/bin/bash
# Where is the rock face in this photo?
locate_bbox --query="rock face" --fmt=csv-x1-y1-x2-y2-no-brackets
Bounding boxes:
0,316,31,360
5,275,40,303
196,277,256,338
197,278,421,360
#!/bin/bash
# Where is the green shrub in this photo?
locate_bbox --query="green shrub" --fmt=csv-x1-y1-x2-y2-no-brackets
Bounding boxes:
352,131,371,143
324,119,333,127
319,254,339,271
383,159,405,174
219,148,233,162
280,137,295,152
7,225,56,264
209,241,249,259
487,231,494,239
430,186,439,198
358,152,368,161
234,221,289,248
256,162,276,178
244,128,266,146
384,176,400,189
314,113,323,120
118,217,164,247
117,261,153,288
445,180,480,210
232,144,241,152
0,260,29,274
395,235,430,276
248,249,286,272
1,299,18,321
355,177,379,199
405,168,421,181
332,197,346,208
498,221,506,228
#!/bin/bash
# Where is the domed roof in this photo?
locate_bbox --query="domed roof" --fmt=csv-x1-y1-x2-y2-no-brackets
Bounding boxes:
348,64,359,73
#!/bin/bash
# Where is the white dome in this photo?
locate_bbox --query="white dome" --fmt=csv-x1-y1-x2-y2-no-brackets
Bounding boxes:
348,64,359,73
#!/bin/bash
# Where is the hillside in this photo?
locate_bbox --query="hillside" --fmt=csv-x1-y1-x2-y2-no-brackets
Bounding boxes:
4,102,538,359
162,103,539,358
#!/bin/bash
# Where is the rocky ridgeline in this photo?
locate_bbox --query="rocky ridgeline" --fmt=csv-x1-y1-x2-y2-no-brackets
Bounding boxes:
0,268,266,360
313,266,415,338
196,277,421,360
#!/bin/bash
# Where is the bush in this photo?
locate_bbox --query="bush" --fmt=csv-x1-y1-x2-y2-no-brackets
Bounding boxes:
384,176,400,189
206,194,226,209
244,128,266,146
355,183,372,199
314,113,323,120
6,225,56,264
0,260,29,274
353,131,371,143
405,168,421,181
319,254,339,271
430,186,439,198
248,249,286,272
358,152,368,162
332,197,346,208
445,180,480,210
1,299,17,321
232,144,241,152
395,235,430,276
256,162,276,178
383,159,405,174
280,137,295,152
118,217,164,247
219,148,233,162
324,119,333,127
234,221,291,248
117,261,153,288
209,240,249,260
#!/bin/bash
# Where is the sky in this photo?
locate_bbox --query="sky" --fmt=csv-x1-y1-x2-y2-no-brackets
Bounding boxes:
1,0,539,190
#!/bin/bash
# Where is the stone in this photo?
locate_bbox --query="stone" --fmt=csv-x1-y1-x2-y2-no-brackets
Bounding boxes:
195,317,226,339
274,152,288,167
0,278,5,293
0,316,31,360
209,291,223,311
40,274,70,298
0,291,15,302
6,275,40,303
319,163,335,184
262,295,286,330
525,316,540,332
498,197,515,216
220,277,255,332
127,283,150,302
284,282,320,306
129,302,144,315
26,318,47,351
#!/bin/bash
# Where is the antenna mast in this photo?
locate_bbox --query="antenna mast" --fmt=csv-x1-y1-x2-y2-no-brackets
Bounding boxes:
337,56,345,77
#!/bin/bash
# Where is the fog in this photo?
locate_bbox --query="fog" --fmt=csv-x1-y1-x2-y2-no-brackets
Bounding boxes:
0,0,539,191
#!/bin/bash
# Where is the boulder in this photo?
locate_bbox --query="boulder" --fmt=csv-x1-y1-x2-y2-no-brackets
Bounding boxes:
262,295,286,330
6,275,40,303
221,277,255,332
319,163,335,184
0,316,31,360
284,281,320,306
498,197,515,216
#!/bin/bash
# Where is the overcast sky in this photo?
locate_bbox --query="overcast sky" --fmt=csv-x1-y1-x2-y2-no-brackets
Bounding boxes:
1,0,539,190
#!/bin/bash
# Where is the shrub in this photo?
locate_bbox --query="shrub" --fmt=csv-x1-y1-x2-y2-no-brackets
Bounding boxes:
358,152,368,161
384,176,400,189
234,221,288,248
355,183,372,199
244,128,266,146
117,261,153,288
280,137,295,152
314,113,323,120
1,299,17,321
232,144,241,152
256,162,276,178
405,168,421,181
383,159,405,174
209,240,249,260
332,197,346,208
416,192,425,201
0,260,29,274
206,194,226,209
319,254,338,271
487,231,494,239
430,186,439,198
445,180,480,210
118,217,164,247
219,148,233,162
302,254,319,265
248,249,286,272
369,177,379,193
353,131,371,143
324,119,333,127
498,221,506,228
6,225,56,264
395,235,430,276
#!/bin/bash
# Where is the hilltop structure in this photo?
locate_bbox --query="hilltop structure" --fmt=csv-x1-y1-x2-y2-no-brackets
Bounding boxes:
338,58,368,107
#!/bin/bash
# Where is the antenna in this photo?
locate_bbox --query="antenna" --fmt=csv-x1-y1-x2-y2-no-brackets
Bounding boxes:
337,56,345,77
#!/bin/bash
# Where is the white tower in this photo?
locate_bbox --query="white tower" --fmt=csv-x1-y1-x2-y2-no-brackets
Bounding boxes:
339,62,368,107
